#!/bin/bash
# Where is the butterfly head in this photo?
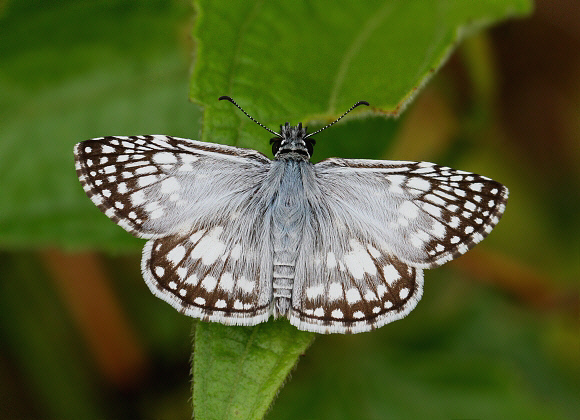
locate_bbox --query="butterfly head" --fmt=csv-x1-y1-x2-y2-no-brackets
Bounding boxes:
218,96,369,161
270,122,315,160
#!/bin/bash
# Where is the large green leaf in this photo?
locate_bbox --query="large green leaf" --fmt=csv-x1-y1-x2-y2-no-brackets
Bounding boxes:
189,1,532,419
191,0,531,154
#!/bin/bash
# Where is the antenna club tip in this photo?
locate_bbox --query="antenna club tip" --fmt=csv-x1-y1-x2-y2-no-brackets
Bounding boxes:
219,95,234,102
357,100,370,107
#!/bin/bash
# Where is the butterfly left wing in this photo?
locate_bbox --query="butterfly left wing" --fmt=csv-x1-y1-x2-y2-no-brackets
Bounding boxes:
289,158,508,333
75,135,276,325
74,135,271,238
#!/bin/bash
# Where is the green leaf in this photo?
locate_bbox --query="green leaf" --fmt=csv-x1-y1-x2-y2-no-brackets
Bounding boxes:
190,1,531,419
193,319,314,420
0,0,199,251
190,0,532,155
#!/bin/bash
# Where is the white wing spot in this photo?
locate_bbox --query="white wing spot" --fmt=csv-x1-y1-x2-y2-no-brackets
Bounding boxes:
388,175,406,194
464,226,474,234
219,272,234,292
184,274,199,286
194,297,206,305
155,266,165,277
367,245,381,258
166,245,186,265
328,282,343,301
469,183,483,192
344,240,376,279
153,152,177,164
431,221,446,238
422,202,442,218
364,290,378,301
190,230,205,243
346,288,362,304
215,299,227,309
168,281,177,290
135,165,157,175
399,288,409,299
190,227,225,265
161,177,180,194
306,285,324,300
331,309,343,319
201,275,217,292
407,178,431,191
464,201,477,211
313,307,325,317
353,311,365,319
447,204,459,212
376,284,387,298
131,191,146,206
450,236,460,244
383,265,400,286
138,174,158,187
425,194,445,206
237,276,255,294
449,216,460,228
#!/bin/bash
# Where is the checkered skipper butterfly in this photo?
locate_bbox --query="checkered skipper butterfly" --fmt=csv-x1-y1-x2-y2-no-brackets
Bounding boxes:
74,97,508,334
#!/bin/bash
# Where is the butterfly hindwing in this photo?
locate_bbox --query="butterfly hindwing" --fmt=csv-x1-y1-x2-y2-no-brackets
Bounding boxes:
142,220,274,325
74,135,271,238
290,222,423,334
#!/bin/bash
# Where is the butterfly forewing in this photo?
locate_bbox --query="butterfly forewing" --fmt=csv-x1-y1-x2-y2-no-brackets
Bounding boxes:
74,135,270,238
314,158,508,268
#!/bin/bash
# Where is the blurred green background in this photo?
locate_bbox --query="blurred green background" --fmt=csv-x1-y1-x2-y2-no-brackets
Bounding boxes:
0,0,578,419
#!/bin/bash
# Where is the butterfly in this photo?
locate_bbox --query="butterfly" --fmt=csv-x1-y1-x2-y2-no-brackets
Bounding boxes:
74,96,508,334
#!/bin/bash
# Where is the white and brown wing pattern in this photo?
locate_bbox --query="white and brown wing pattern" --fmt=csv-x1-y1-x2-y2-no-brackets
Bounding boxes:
74,135,276,325
74,135,271,238
289,158,508,333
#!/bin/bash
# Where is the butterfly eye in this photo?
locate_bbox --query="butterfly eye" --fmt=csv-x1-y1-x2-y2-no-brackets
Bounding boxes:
270,137,281,155
305,138,315,157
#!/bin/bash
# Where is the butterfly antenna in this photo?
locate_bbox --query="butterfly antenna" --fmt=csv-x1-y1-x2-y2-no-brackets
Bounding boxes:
304,101,369,138
219,96,281,137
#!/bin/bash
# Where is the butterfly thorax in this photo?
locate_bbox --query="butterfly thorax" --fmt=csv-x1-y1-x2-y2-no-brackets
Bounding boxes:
271,122,315,161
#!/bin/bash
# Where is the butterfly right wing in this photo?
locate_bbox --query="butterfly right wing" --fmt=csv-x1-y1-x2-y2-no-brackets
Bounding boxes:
75,135,276,325
288,158,507,334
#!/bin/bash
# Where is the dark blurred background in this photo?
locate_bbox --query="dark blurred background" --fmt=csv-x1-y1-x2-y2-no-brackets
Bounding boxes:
0,0,578,419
